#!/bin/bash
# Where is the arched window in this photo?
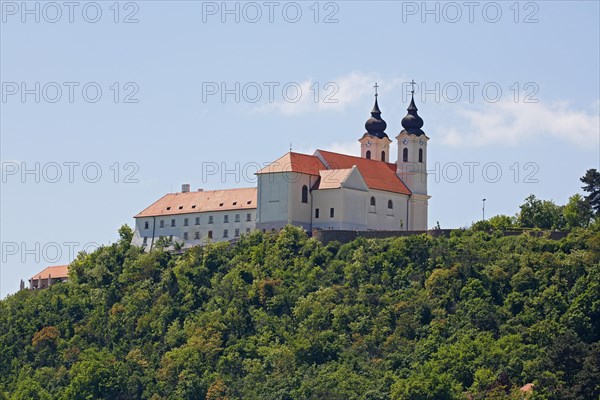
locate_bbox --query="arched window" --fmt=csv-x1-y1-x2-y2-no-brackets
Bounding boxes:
388,200,393,209
370,196,376,206
366,150,371,159
419,148,423,163
402,147,408,162
301,185,308,203
381,151,386,161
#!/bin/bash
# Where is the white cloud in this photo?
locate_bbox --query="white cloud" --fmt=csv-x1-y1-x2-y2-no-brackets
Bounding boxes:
252,71,407,116
442,100,600,148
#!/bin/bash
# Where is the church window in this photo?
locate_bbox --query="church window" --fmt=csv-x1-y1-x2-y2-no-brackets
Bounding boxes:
388,200,393,209
330,208,335,218
403,148,408,162
381,151,386,161
301,185,308,203
419,148,423,162
315,208,320,218
366,150,371,159
370,197,376,206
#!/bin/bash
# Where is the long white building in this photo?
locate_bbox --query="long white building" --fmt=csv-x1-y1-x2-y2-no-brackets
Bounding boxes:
132,88,430,249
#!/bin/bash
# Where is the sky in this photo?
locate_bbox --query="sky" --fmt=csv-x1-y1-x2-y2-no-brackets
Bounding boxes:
1,0,599,297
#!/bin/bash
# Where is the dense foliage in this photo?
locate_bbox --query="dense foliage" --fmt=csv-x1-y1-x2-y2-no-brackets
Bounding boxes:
1,221,599,399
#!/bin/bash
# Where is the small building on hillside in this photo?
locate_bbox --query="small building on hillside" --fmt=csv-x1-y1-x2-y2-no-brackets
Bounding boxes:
28,265,69,290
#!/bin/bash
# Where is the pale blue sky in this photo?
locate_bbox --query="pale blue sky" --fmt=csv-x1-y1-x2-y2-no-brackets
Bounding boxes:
1,1,599,297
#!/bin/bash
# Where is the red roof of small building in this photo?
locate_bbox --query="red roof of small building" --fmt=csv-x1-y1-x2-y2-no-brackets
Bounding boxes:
257,152,326,176
316,150,411,195
135,187,257,218
30,265,69,281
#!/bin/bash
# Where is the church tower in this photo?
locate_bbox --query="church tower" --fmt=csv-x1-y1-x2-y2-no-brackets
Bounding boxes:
359,83,392,162
396,81,429,229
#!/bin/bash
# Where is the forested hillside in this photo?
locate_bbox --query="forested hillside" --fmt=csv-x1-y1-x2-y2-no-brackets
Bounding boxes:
1,222,599,399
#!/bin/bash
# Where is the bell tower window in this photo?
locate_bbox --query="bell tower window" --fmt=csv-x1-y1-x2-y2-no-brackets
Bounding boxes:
366,150,371,159
381,151,386,161
402,147,408,162
419,148,423,162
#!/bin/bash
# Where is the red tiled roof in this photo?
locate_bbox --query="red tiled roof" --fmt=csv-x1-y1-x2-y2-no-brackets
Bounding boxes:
257,152,326,176
30,265,69,280
312,168,354,190
315,150,411,195
135,187,257,218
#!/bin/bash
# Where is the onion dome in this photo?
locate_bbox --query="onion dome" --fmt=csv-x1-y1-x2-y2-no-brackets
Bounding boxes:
364,91,389,139
400,93,425,136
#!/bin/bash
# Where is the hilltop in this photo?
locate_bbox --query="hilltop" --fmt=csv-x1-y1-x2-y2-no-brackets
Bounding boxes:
1,224,599,399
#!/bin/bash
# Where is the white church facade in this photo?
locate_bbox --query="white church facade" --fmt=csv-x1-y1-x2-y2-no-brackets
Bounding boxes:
132,87,430,250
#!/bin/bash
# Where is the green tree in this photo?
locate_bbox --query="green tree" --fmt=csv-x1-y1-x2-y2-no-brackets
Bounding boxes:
518,194,565,229
563,194,593,228
581,169,600,215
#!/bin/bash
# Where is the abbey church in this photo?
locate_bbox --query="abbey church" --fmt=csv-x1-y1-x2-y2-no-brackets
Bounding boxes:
132,87,430,250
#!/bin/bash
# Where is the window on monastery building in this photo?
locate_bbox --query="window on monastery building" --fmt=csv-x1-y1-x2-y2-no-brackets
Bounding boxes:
143,237,147,244
301,185,308,203
224,215,229,223
235,214,240,222
223,229,229,238
235,229,240,237
183,232,188,240
194,231,200,240
366,150,371,159
208,230,213,239
171,219,176,227
144,221,149,229
419,148,423,163
208,216,213,224
403,147,408,162
184,218,189,226
381,151,386,161
388,200,393,209
195,217,200,225
246,213,252,222
160,220,164,228
315,208,320,218
330,208,335,218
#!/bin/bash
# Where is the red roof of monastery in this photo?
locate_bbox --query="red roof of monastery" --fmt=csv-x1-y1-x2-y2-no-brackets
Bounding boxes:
312,168,355,190
30,265,69,281
316,150,411,195
135,187,257,218
257,152,326,175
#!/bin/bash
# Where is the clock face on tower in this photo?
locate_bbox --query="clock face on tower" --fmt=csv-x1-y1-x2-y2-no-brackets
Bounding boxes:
419,139,424,145
402,138,409,145
366,141,372,147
